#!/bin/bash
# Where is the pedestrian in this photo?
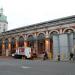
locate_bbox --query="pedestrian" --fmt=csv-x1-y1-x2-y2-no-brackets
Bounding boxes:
43,51,48,60
69,52,74,61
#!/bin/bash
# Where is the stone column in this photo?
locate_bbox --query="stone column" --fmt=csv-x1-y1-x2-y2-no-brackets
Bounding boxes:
34,33,38,55
16,37,19,49
45,31,52,59
8,38,11,56
5,38,10,56
2,40,5,56
24,41,27,47
59,26,63,34
24,35,27,47
45,38,50,52
45,31,50,52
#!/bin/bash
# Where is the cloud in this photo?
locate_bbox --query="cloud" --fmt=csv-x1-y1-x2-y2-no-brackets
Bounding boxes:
1,0,75,30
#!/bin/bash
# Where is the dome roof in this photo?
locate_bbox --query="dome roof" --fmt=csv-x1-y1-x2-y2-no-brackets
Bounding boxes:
0,14,7,23
0,8,8,23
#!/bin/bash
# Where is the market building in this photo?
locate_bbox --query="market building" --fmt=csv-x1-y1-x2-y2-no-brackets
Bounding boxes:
0,15,75,61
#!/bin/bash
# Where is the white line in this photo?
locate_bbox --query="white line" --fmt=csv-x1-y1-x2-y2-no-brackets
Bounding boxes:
21,66,31,69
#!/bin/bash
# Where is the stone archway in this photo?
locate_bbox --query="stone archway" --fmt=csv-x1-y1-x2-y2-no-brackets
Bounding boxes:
11,38,16,54
64,29,75,54
37,33,45,54
49,31,58,59
18,36,24,47
63,28,74,33
64,29,74,33
27,35,35,48
5,38,8,49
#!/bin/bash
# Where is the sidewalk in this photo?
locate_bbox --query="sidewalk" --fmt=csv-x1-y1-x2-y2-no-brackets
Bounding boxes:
0,56,14,59
0,56,75,63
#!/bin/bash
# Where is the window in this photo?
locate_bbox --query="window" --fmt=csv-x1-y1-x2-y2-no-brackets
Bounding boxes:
3,24,6,32
3,28,5,32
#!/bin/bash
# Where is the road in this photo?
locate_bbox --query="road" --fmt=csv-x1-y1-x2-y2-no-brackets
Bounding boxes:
0,58,75,75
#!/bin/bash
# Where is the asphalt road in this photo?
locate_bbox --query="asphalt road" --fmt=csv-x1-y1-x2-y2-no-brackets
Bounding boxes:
0,58,75,75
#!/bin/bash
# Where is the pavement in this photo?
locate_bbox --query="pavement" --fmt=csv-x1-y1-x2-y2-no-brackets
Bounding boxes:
0,57,75,75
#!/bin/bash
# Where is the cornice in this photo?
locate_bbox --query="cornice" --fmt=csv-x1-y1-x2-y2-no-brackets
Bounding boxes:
1,15,75,36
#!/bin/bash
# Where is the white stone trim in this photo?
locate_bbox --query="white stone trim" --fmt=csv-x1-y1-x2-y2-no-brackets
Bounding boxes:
63,27,75,33
37,32,46,36
27,34,34,38
49,30,59,34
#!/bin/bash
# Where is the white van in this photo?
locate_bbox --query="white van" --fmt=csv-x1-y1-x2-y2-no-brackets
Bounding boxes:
12,47,32,59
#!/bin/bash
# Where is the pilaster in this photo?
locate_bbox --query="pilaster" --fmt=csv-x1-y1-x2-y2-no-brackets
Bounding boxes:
59,26,63,34
15,37,19,49
8,38,11,56
24,35,27,47
34,33,38,55
45,31,50,52
2,40,5,56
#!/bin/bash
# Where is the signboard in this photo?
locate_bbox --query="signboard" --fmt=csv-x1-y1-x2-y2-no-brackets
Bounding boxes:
16,47,24,55
15,47,31,58
25,47,31,58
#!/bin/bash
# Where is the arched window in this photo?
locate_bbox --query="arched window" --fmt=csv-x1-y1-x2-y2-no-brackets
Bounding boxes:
37,33,45,40
50,31,58,39
27,35,35,48
19,36,24,47
64,29,74,34
49,31,58,58
11,38,16,54
5,38,8,49
37,33,45,54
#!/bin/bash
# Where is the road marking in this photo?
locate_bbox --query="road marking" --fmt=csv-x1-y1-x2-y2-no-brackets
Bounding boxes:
21,66,31,69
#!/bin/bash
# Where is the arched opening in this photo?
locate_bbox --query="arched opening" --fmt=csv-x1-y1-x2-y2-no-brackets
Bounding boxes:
11,38,16,54
37,33,45,54
27,35,35,49
64,29,74,33
64,29,74,54
0,39,2,56
18,36,24,47
5,38,8,49
49,31,58,58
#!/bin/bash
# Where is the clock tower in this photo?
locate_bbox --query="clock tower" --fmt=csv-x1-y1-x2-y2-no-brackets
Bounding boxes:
0,8,8,33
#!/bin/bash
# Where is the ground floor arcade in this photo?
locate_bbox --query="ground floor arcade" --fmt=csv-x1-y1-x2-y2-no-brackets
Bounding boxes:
0,29,75,60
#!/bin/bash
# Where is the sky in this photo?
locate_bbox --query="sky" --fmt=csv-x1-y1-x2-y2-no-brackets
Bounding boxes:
0,0,75,30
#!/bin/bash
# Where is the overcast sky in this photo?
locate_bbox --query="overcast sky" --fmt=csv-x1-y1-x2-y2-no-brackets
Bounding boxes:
0,0,75,30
